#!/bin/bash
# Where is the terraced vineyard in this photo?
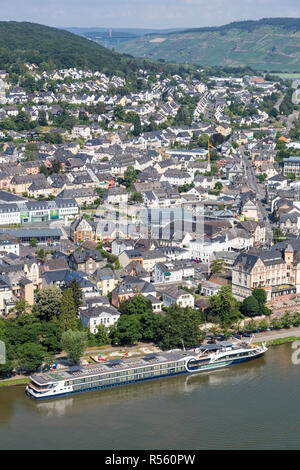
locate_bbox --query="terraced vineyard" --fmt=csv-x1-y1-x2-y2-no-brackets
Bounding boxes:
116,18,300,72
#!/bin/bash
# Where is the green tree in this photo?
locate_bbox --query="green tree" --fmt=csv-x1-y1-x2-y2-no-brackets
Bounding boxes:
130,192,143,203
35,285,62,322
113,104,126,122
132,114,142,136
68,279,82,313
11,299,30,317
61,330,88,364
209,285,242,327
252,288,267,306
157,306,204,350
118,295,153,316
241,295,260,317
59,288,78,331
29,237,38,247
122,165,138,189
94,324,110,346
17,342,46,372
210,259,225,275
110,314,142,345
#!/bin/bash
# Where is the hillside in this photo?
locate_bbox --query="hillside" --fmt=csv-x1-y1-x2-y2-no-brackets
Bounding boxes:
116,18,300,72
0,21,179,76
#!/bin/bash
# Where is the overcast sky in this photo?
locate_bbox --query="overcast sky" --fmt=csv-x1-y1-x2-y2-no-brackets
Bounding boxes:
2,0,300,29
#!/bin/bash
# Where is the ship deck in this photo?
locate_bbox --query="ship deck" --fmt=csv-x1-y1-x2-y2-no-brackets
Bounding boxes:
31,350,197,385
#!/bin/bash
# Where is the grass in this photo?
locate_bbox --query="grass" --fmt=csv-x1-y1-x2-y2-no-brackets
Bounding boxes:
0,377,30,387
255,336,300,347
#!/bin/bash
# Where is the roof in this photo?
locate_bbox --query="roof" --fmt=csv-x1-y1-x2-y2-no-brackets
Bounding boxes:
5,228,62,238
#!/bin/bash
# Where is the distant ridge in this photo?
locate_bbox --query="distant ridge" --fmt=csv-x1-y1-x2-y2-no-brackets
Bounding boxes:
0,21,181,76
116,17,300,72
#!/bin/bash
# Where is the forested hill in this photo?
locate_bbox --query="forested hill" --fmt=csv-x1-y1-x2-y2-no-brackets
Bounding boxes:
0,21,180,76
116,17,300,72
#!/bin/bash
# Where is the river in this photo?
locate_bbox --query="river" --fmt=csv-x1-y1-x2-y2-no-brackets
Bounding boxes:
0,344,299,450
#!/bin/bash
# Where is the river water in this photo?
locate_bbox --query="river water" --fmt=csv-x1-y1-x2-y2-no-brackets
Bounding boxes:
0,344,299,450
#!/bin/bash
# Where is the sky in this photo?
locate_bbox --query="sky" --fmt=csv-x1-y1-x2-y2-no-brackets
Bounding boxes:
1,0,300,29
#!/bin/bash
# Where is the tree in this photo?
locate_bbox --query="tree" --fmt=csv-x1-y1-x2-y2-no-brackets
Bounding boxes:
129,192,143,204
209,285,242,327
61,330,88,364
11,300,30,317
210,259,225,275
273,228,286,244
118,295,153,316
241,295,260,317
68,279,82,313
132,114,142,136
123,165,138,189
17,342,46,372
35,285,62,322
110,314,142,345
94,324,110,346
157,306,204,350
252,288,267,306
29,237,38,247
38,110,48,126
59,288,78,331
113,104,126,122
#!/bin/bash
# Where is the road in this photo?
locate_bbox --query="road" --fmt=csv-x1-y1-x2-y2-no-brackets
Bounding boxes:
252,326,300,343
240,146,274,243
274,91,284,112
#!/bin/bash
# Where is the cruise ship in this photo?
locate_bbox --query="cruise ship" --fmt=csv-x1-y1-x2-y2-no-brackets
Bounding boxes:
26,340,267,400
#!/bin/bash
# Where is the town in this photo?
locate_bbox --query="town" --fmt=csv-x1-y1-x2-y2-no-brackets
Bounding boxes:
0,61,300,376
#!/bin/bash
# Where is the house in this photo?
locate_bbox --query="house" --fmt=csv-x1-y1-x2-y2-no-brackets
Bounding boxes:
236,220,266,245
154,262,183,284
72,125,91,139
57,187,97,206
111,275,156,308
68,248,105,274
80,305,120,334
0,274,13,315
92,267,119,296
161,287,194,308
103,187,128,205
119,249,166,274
0,233,19,256
241,199,258,221
70,216,98,244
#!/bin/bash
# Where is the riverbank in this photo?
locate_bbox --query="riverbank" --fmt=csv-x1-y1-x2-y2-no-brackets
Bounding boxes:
1,327,300,388
0,377,29,388
252,326,300,345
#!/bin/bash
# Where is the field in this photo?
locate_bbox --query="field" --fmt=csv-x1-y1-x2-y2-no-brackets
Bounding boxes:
275,73,300,79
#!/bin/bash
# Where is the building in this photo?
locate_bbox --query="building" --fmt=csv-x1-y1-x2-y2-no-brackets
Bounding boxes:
0,199,78,226
0,232,19,255
70,216,98,244
80,306,120,334
283,156,300,177
68,248,105,275
161,287,195,308
92,267,119,296
232,244,300,302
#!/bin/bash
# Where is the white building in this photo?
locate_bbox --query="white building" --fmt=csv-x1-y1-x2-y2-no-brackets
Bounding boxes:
80,306,120,334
